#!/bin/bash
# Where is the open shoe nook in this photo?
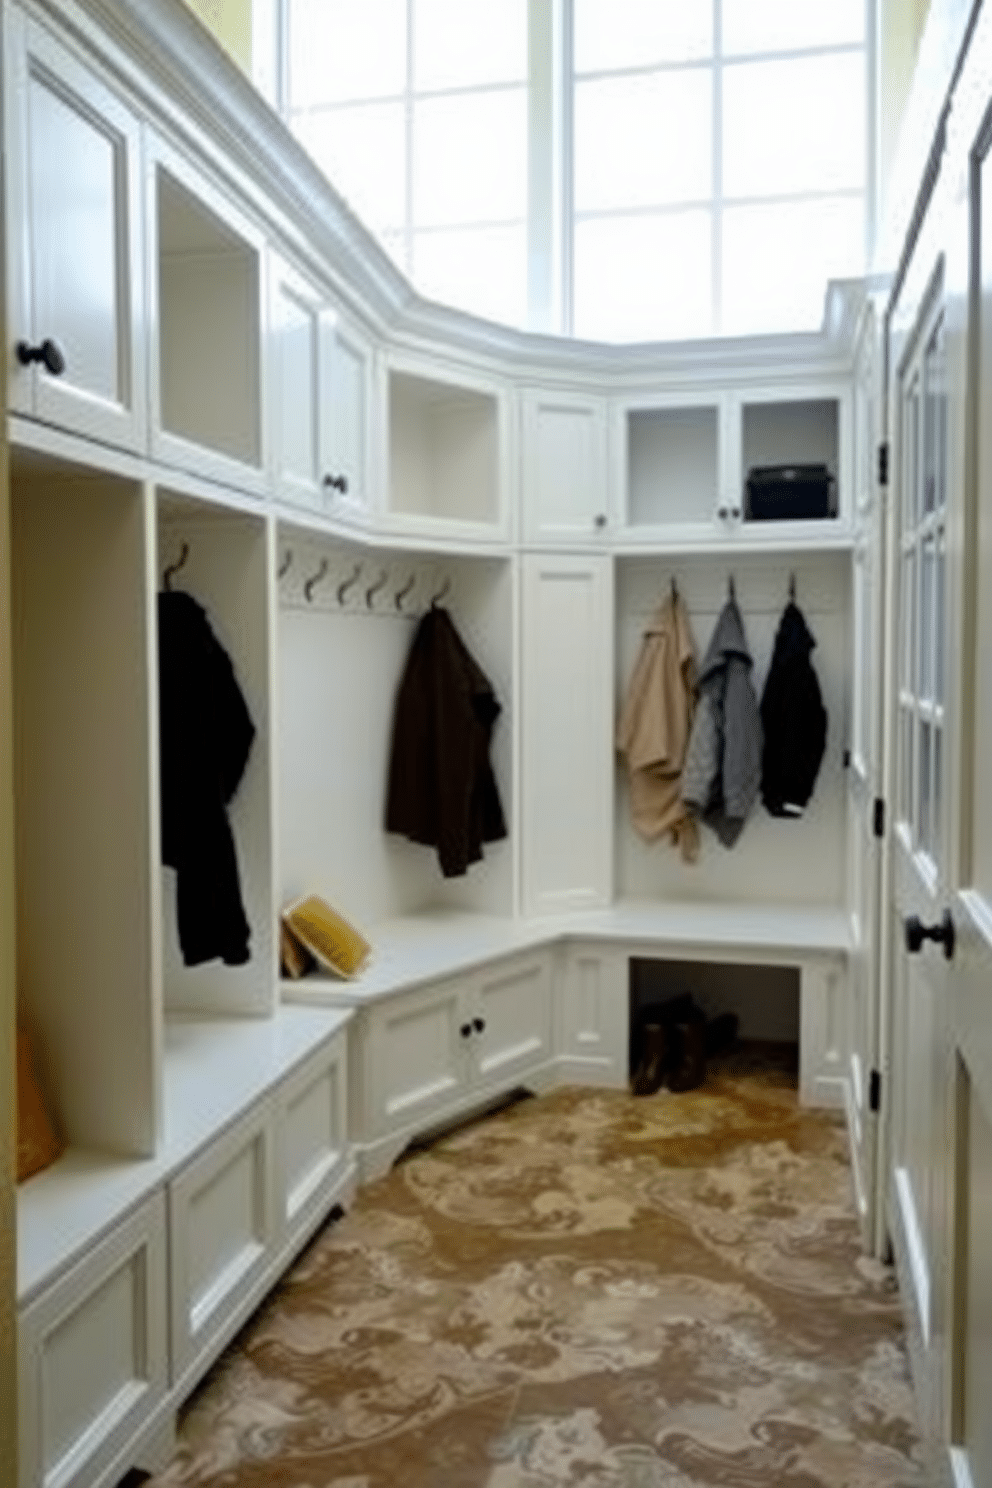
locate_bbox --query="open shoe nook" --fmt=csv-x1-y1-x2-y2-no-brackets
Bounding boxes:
10,1,992,1487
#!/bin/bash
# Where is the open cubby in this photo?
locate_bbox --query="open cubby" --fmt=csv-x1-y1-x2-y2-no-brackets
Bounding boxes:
11,456,159,1159
157,170,262,468
388,371,500,525
629,957,800,1078
276,538,514,932
157,494,275,1018
627,404,720,527
741,398,839,520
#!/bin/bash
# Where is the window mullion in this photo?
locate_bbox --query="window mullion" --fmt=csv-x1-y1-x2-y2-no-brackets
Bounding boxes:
712,0,722,336
405,0,416,278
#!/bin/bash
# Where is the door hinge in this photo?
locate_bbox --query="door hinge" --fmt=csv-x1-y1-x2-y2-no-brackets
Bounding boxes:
878,442,889,487
869,1068,882,1114
873,797,885,838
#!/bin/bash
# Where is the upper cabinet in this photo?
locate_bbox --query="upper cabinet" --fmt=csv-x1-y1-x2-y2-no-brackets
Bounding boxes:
268,255,373,526
613,382,852,547
148,139,267,495
4,10,147,451
381,356,511,541
520,389,610,545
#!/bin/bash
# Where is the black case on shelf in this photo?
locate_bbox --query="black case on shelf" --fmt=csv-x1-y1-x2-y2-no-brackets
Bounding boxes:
744,463,836,521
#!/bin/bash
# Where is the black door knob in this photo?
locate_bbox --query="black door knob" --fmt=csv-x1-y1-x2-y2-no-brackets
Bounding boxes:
904,909,955,960
323,473,349,494
17,338,66,376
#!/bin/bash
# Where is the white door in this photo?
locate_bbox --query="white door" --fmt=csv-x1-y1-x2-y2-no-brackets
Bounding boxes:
847,296,888,1252
885,275,957,1454
942,121,992,1488
5,14,146,450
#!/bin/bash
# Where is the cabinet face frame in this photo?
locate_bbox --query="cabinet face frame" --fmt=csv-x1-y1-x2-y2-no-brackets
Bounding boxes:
379,352,512,540
146,133,269,496
4,10,148,452
18,1193,168,1488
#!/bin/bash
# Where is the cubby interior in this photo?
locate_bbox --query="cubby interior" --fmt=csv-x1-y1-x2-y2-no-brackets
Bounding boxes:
157,493,275,1018
741,398,839,517
627,404,720,526
10,456,159,1158
276,535,514,935
614,550,850,909
388,371,499,524
157,170,262,467
629,957,800,1076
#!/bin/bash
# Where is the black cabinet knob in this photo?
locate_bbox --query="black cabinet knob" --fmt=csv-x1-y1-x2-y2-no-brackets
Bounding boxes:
323,473,349,494
904,909,956,960
17,338,66,376
593,513,607,530
460,1022,473,1039
717,504,729,520
472,1017,485,1034
730,505,741,519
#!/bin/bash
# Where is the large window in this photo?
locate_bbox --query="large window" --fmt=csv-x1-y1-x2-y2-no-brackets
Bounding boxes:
272,0,869,340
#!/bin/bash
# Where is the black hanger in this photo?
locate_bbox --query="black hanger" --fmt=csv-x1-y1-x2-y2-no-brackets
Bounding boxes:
162,542,189,591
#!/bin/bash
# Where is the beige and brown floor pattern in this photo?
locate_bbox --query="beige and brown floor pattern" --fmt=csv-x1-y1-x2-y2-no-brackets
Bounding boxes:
149,1047,924,1487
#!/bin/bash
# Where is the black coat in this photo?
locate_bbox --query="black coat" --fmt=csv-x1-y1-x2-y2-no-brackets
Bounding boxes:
158,591,255,965
759,601,827,818
385,606,507,878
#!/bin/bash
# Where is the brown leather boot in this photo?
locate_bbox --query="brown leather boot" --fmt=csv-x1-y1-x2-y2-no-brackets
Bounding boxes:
668,1019,708,1092
632,1023,668,1096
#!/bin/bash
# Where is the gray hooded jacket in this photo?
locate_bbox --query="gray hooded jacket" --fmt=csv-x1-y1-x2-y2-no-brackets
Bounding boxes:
680,597,762,847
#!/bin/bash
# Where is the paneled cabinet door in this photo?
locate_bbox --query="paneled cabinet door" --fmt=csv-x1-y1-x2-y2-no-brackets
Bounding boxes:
5,11,147,450
521,390,609,542
362,978,469,1139
18,1193,168,1488
556,943,627,1087
270,258,371,520
275,1031,349,1249
470,952,553,1088
520,553,614,916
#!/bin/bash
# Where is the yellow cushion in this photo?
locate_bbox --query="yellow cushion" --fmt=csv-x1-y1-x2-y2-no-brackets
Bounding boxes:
16,1026,64,1183
281,895,371,980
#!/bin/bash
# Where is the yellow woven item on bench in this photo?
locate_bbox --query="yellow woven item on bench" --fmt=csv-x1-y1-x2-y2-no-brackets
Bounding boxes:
281,895,371,980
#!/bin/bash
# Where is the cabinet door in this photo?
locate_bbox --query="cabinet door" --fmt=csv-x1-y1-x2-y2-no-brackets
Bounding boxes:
520,554,614,915
521,390,609,542
270,258,323,511
471,952,553,1087
18,1194,168,1488
168,1101,276,1389
362,979,469,1139
5,12,147,450
319,312,373,523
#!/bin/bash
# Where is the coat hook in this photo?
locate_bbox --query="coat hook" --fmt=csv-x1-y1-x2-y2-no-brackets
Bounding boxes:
303,557,329,602
789,572,797,602
670,575,679,603
727,573,736,602
365,569,388,609
395,574,416,611
337,562,362,605
278,549,293,579
163,541,190,591
429,576,451,608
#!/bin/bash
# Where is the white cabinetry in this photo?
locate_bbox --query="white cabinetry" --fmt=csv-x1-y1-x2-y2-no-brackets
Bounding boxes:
555,942,627,1087
520,554,614,916
18,1195,168,1488
4,9,147,451
618,393,728,540
521,389,609,543
352,951,553,1175
275,1031,349,1248
268,257,372,522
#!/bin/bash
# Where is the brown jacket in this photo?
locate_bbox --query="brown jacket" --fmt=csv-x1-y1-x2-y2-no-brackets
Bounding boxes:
616,592,699,861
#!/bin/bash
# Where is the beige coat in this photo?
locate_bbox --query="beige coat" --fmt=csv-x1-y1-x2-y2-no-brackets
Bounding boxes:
616,591,699,861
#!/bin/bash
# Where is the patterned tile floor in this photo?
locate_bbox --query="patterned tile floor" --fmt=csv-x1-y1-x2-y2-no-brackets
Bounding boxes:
149,1046,925,1487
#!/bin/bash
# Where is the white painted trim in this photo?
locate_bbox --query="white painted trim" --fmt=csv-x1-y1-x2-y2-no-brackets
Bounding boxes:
949,1447,976,1488
893,1164,931,1347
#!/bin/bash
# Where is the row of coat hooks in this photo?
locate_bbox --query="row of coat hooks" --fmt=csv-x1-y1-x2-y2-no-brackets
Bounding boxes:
279,547,452,616
668,571,798,604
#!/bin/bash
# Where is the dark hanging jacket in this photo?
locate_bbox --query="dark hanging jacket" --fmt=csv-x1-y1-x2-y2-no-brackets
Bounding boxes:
158,590,255,965
759,600,828,818
385,606,507,878
681,597,762,848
